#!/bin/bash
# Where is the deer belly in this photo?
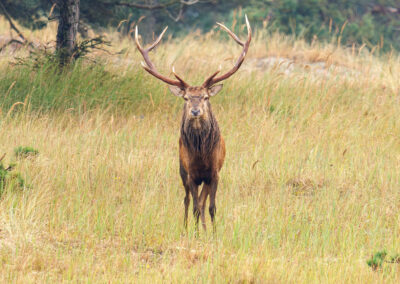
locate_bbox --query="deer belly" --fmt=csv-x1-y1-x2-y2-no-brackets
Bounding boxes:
189,164,213,185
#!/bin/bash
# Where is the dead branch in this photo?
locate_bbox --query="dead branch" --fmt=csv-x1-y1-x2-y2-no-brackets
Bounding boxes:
101,1,178,10
0,38,25,53
165,3,184,22
0,1,26,41
180,0,199,5
102,0,206,10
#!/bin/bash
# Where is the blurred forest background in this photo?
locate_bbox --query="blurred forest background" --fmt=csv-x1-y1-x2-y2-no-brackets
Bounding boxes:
1,0,400,52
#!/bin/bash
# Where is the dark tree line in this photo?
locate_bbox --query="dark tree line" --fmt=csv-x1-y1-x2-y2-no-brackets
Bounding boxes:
0,0,399,57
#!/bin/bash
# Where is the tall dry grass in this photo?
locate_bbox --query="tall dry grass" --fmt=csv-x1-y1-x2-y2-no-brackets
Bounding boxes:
0,16,399,283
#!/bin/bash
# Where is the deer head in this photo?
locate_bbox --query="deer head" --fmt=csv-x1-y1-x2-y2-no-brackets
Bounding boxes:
135,16,252,122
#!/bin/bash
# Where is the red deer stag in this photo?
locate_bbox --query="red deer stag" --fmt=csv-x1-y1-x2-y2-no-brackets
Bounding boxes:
135,16,251,233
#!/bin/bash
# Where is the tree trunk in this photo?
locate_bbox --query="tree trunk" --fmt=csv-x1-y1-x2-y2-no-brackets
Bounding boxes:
56,0,80,65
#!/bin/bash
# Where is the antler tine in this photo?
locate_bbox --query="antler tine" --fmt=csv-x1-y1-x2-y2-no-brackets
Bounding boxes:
202,15,252,88
172,66,188,87
201,70,220,89
216,22,244,46
148,26,168,52
135,25,189,88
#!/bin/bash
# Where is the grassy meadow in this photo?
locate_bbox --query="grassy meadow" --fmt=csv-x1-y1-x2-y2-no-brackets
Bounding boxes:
1,17,400,282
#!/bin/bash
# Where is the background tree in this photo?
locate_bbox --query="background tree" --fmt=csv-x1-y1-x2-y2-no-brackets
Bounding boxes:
56,0,80,65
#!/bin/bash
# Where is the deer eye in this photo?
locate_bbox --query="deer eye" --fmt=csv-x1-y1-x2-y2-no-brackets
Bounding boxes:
183,96,189,101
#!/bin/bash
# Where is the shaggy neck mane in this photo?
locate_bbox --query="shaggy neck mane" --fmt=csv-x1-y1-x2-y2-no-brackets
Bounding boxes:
180,106,220,156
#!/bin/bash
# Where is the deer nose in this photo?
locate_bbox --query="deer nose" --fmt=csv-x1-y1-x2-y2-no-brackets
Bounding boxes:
191,109,200,116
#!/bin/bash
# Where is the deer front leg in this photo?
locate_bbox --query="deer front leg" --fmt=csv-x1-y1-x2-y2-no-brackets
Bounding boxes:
198,185,209,232
208,176,219,234
187,178,200,234
180,162,190,231
183,186,190,231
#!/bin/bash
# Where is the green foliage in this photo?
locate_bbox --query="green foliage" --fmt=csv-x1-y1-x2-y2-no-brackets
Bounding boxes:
367,250,400,271
367,250,387,270
0,159,24,197
14,146,39,158
0,146,37,196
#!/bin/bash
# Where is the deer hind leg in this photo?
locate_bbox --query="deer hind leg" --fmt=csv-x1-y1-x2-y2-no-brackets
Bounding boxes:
198,185,209,232
208,176,219,234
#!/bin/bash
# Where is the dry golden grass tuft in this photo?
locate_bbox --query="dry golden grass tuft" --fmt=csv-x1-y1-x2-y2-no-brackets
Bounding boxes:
0,15,400,283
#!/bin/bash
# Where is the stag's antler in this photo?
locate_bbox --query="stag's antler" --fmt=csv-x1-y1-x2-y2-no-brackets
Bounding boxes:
135,26,189,89
202,15,252,88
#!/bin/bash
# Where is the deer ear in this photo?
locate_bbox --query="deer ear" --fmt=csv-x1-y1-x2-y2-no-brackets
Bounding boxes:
168,86,185,97
208,84,223,97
